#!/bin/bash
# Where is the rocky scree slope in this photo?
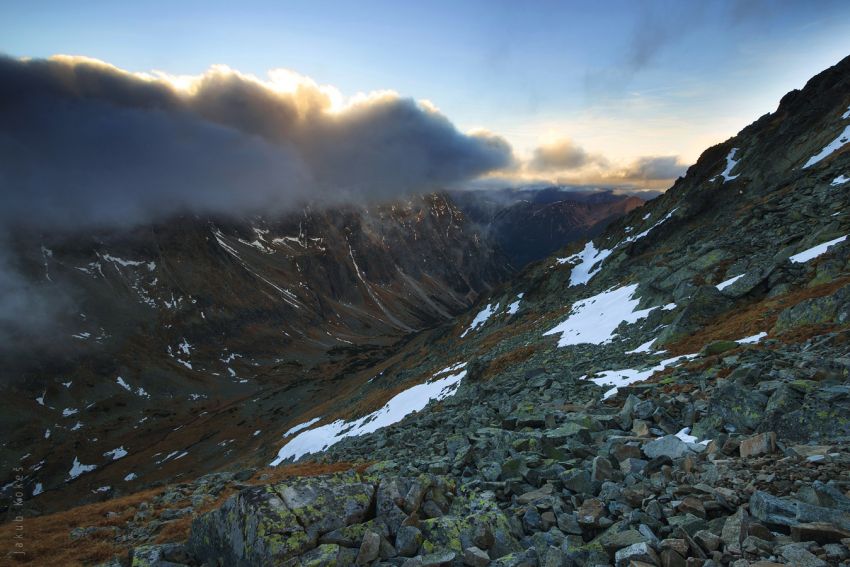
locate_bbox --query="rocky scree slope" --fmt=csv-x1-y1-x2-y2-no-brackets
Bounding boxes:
1,193,512,514
115,55,850,567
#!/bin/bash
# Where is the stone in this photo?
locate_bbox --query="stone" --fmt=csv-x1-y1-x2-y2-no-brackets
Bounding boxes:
620,457,648,474
739,432,776,458
595,527,647,555
463,546,490,567
643,435,691,460
693,530,722,552
188,485,314,566
356,531,381,565
614,542,659,567
677,497,706,519
472,523,495,550
749,491,797,528
578,498,606,526
659,538,689,556
790,522,850,544
633,420,652,437
777,543,828,567
702,340,739,356
130,543,189,567
301,544,344,567
591,456,615,482
612,443,643,462
420,550,457,566
396,526,424,557
659,548,686,567
560,469,592,494
516,483,554,505
556,513,582,535
721,507,748,550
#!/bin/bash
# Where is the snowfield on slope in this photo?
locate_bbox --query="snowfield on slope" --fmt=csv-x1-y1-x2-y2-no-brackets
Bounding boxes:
586,354,698,399
789,235,848,263
557,209,677,287
803,125,850,168
461,304,497,337
544,284,661,347
557,242,612,286
716,273,745,291
713,147,741,182
271,363,468,464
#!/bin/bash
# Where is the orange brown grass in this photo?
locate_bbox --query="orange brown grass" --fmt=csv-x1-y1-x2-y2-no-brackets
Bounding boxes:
664,276,850,355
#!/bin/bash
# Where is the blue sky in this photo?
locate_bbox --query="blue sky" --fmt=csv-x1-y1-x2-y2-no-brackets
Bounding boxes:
3,0,850,188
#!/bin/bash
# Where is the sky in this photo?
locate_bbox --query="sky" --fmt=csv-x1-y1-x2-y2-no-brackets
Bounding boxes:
2,0,850,192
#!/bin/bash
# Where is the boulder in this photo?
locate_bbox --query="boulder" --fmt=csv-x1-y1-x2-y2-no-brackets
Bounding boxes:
739,432,777,458
643,435,691,460
614,542,659,567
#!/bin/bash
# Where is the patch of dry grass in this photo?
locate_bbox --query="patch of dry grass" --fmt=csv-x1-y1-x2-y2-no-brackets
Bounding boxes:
665,276,850,355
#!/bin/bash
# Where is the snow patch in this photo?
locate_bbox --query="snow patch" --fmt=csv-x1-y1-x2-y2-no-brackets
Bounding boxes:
124,473,137,481
62,408,78,417
803,125,850,168
587,354,697,400
544,284,659,347
625,338,656,355
789,235,848,263
716,274,745,291
557,241,612,286
714,148,741,182
271,364,467,464
284,417,322,438
507,293,524,315
737,332,767,344
67,457,97,480
675,427,710,445
832,175,849,186
32,483,43,496
623,208,678,244
103,447,128,460
461,304,497,337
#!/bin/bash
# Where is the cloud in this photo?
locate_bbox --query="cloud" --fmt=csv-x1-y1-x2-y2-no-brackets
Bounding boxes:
522,138,687,188
0,54,515,349
0,55,514,231
618,155,689,181
530,138,608,171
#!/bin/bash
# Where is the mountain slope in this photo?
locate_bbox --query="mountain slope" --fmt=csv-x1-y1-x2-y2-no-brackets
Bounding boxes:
174,54,850,567
6,56,850,567
451,188,646,268
1,193,512,514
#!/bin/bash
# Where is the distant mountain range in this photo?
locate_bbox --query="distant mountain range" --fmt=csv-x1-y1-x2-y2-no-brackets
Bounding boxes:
451,187,647,268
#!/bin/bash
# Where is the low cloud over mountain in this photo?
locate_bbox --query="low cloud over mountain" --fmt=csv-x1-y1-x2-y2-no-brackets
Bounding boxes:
0,55,514,230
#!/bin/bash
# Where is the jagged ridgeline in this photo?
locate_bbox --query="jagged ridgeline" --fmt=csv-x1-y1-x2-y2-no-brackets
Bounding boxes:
3,54,850,566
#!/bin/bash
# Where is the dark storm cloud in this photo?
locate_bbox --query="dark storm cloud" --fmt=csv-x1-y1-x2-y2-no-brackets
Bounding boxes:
529,139,608,172
0,54,514,347
0,55,514,230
